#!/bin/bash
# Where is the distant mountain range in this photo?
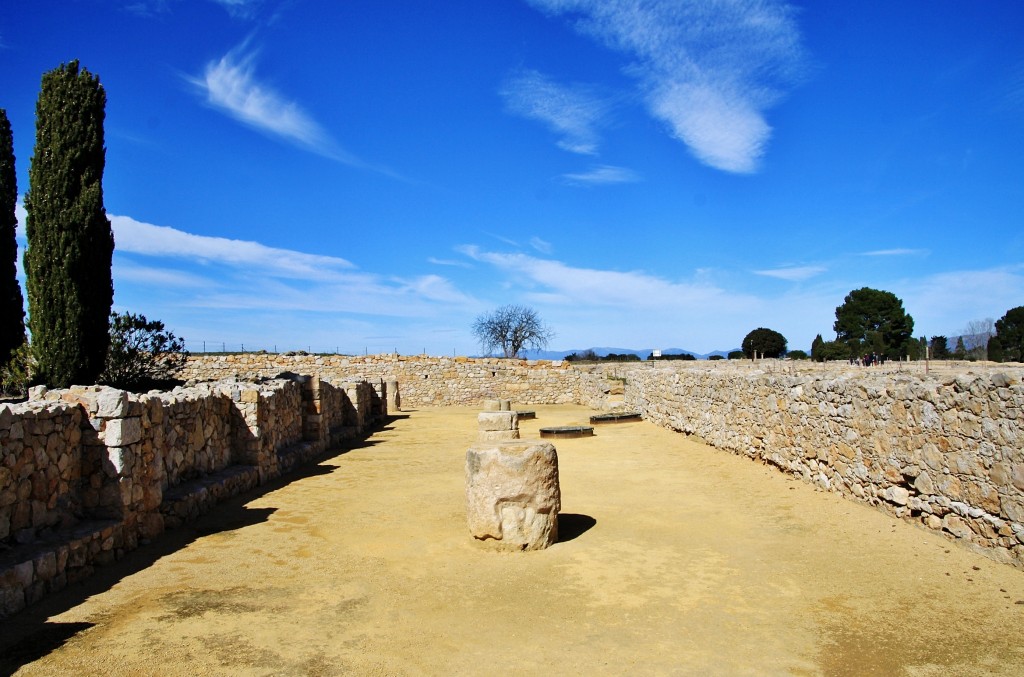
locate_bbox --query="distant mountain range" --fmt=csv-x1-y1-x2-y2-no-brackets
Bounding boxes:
520,347,740,360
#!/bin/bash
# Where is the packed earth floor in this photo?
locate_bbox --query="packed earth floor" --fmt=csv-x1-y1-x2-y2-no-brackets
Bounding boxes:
2,405,1023,676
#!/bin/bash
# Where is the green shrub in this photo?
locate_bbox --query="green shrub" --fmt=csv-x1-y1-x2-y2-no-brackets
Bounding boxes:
817,340,852,362
100,312,188,392
1,342,33,398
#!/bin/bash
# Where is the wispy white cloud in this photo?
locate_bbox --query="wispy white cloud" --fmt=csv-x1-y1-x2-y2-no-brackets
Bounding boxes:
500,69,609,155
862,248,929,257
108,214,477,321
457,244,816,351
900,265,1024,335
428,257,474,268
397,274,473,305
754,265,826,281
562,164,641,185
458,245,753,311
525,0,807,173
210,0,261,19
188,42,364,166
124,0,172,16
529,237,553,254
113,259,211,288
484,232,522,249
190,271,475,316
1001,60,1024,111
110,214,355,280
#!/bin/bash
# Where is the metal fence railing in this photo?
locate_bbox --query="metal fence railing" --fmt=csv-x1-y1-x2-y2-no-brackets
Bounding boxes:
181,340,474,357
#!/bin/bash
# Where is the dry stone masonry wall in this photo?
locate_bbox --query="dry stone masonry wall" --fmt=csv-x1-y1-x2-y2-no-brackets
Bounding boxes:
616,364,1024,568
182,355,1024,568
6,353,1024,617
180,354,582,406
1,376,385,618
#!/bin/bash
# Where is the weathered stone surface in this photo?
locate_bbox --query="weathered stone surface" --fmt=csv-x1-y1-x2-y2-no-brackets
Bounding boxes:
943,514,973,539
95,388,130,418
1,374,388,619
884,486,910,506
386,379,400,412
465,441,560,551
611,362,1024,568
478,430,520,442
478,411,517,432
103,417,142,447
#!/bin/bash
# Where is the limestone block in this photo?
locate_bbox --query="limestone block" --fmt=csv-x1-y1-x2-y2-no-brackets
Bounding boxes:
95,388,130,418
883,486,910,506
478,430,520,442
107,447,134,475
386,379,400,412
465,440,560,551
478,411,518,432
104,418,142,447
482,399,501,411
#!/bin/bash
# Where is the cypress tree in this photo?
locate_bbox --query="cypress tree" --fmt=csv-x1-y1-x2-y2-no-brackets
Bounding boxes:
810,334,825,362
24,61,114,387
0,109,26,367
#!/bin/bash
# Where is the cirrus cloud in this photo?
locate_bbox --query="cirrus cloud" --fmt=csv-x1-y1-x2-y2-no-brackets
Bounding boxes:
188,41,365,167
500,69,610,155
525,0,808,173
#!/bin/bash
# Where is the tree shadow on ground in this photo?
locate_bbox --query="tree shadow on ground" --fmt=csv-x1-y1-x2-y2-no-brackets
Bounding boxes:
558,513,597,543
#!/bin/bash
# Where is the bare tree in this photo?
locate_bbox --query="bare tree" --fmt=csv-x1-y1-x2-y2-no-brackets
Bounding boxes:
962,318,995,359
472,305,554,358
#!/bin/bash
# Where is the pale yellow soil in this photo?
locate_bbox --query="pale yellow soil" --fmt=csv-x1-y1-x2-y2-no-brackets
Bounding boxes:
2,405,1023,676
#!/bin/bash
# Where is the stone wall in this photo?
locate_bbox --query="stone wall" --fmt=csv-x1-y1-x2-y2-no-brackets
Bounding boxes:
179,354,582,407
0,402,86,544
6,353,1024,617
1,376,384,618
615,363,1024,567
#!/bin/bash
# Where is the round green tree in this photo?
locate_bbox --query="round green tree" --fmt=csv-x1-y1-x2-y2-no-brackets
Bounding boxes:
994,306,1024,362
741,327,787,358
833,287,914,360
24,61,114,387
0,108,26,368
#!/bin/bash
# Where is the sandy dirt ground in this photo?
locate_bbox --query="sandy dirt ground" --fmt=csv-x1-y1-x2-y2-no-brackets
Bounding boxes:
2,404,1023,676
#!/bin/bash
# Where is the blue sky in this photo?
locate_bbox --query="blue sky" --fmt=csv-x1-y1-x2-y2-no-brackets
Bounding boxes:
3,0,1023,355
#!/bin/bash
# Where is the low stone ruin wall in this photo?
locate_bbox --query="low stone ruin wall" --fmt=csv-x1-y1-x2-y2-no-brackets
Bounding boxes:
0,376,385,619
5,353,1024,618
617,364,1024,568
179,354,583,407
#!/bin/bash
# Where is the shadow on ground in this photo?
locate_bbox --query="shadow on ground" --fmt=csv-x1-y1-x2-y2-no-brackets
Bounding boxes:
0,425,389,676
558,513,597,543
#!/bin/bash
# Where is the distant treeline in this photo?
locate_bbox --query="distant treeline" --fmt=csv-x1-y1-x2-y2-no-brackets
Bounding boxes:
564,350,702,362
